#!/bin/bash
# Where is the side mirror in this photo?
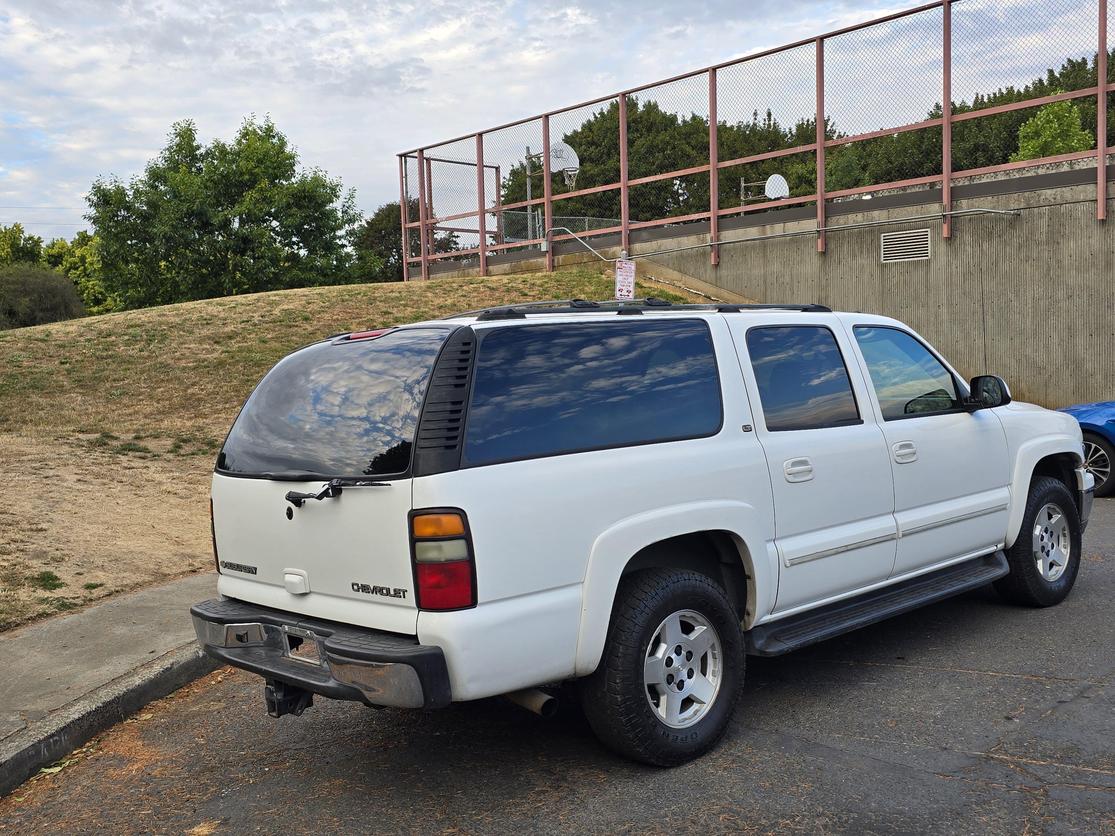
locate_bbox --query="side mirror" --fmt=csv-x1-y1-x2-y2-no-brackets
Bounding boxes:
965,375,1012,411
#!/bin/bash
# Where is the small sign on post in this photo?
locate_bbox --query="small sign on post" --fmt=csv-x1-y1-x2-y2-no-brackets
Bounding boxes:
614,258,636,300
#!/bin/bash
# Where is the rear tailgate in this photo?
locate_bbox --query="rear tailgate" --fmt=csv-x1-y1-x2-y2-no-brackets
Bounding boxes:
210,325,456,635
212,472,417,634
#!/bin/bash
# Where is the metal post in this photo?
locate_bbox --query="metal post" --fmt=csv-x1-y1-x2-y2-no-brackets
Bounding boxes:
424,156,435,263
943,0,953,239
708,68,720,266
494,165,505,244
525,146,533,241
1099,0,1108,221
542,115,554,271
476,134,488,276
398,155,410,281
416,149,430,280
619,94,631,255
815,38,826,254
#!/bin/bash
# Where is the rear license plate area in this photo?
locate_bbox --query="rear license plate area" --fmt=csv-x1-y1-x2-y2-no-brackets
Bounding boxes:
282,626,323,666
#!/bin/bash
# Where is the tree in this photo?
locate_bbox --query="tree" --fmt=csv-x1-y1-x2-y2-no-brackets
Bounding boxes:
86,117,361,309
0,264,84,330
0,223,44,266
350,200,458,282
1010,98,1093,162
42,231,112,313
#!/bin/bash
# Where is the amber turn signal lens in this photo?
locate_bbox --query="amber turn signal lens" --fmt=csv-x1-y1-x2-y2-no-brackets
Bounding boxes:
412,512,466,539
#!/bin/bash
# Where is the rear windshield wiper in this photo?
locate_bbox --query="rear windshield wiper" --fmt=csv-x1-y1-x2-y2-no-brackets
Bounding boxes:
280,476,392,507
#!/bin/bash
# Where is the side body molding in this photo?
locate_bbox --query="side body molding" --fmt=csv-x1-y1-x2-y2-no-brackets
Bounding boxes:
574,500,775,677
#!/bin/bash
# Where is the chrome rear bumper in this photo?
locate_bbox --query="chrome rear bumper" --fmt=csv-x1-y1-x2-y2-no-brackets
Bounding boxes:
191,599,451,710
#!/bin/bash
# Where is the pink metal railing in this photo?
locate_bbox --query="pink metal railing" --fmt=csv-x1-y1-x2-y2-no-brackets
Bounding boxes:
399,0,1112,278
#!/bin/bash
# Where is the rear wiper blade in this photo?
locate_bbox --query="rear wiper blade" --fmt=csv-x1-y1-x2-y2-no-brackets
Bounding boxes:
282,477,392,508
262,471,334,482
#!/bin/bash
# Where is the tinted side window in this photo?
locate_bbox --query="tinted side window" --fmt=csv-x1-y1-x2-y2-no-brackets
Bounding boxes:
464,320,722,466
853,326,960,420
745,326,860,431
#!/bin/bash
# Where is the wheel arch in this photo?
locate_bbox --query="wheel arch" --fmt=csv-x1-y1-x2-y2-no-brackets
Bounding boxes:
574,501,773,677
1006,437,1084,548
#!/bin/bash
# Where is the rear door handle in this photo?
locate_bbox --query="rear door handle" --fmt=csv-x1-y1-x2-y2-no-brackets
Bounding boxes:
783,457,814,483
893,441,918,464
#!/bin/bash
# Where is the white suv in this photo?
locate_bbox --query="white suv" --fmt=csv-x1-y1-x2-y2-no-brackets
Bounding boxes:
192,299,1094,765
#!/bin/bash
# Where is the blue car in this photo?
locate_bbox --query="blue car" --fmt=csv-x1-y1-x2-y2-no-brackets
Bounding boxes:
1059,400,1115,498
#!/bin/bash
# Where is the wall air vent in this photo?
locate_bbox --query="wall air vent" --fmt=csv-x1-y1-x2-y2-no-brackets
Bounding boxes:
880,228,931,263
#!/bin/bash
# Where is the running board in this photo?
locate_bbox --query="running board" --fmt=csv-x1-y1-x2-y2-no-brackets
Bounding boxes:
745,552,1009,656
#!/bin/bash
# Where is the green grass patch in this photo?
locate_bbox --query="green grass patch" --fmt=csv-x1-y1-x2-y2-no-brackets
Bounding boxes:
29,570,65,591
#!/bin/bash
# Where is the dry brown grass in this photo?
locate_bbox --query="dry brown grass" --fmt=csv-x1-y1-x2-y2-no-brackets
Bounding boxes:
0,269,690,630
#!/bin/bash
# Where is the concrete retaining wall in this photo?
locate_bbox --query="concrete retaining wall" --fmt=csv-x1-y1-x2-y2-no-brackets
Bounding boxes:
426,165,1114,407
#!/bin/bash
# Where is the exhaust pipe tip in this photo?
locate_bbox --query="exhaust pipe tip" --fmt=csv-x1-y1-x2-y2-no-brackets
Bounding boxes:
503,687,559,718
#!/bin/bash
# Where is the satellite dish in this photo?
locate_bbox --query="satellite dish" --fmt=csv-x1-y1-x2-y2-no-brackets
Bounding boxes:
764,174,790,200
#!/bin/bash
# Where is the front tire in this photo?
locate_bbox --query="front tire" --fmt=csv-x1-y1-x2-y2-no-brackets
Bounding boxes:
579,569,744,766
994,476,1082,607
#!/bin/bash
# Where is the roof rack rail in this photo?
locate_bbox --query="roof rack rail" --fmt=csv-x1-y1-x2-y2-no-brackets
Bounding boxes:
448,298,832,321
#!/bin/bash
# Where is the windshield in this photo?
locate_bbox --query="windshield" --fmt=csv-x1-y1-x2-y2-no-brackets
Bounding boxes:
217,327,451,479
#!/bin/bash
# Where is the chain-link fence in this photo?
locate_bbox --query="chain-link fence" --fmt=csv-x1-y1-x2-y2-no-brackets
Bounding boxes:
401,0,1113,278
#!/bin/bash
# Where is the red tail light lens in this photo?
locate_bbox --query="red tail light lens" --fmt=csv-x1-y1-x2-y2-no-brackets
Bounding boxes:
411,508,475,610
415,561,474,610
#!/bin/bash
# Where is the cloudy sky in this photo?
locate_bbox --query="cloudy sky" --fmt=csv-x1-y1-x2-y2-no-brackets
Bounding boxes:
0,0,1097,240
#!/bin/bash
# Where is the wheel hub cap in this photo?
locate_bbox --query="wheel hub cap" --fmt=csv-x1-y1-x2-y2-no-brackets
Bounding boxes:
1032,502,1070,582
643,609,722,729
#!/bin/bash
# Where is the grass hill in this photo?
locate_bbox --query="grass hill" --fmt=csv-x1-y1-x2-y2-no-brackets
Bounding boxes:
0,269,691,629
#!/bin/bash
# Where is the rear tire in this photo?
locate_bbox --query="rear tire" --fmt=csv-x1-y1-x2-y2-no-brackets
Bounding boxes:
994,476,1081,607
579,569,744,766
1083,433,1114,498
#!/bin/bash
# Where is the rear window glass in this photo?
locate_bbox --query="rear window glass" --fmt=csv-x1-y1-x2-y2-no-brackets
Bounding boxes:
463,320,722,466
218,328,450,478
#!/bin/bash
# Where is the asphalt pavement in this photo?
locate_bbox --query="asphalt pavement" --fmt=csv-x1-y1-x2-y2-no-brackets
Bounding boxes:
1,501,1113,835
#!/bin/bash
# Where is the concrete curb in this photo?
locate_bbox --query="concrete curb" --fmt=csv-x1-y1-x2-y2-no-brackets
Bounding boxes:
0,641,218,798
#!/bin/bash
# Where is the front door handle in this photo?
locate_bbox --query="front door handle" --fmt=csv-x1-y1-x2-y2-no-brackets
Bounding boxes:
783,457,814,483
893,440,918,464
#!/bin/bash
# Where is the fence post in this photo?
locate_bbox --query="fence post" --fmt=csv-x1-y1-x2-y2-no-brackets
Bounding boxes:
815,37,826,254
416,149,430,280
424,156,435,266
619,94,631,255
708,68,720,267
494,166,505,245
475,134,488,276
398,155,410,281
1099,0,1109,221
542,115,554,271
943,0,953,239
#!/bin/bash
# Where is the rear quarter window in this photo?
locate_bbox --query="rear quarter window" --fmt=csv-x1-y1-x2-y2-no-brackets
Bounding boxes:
463,319,722,466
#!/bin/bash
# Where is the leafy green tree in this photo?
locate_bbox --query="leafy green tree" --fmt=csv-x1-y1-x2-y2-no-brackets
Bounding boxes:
86,117,361,309
0,264,84,330
350,200,458,282
42,231,113,313
1010,98,1093,162
0,223,44,266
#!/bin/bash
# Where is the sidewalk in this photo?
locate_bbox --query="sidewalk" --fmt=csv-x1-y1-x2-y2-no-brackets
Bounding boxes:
0,572,218,796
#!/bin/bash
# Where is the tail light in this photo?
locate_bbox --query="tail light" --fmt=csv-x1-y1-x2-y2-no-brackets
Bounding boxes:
210,498,220,574
410,510,475,610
